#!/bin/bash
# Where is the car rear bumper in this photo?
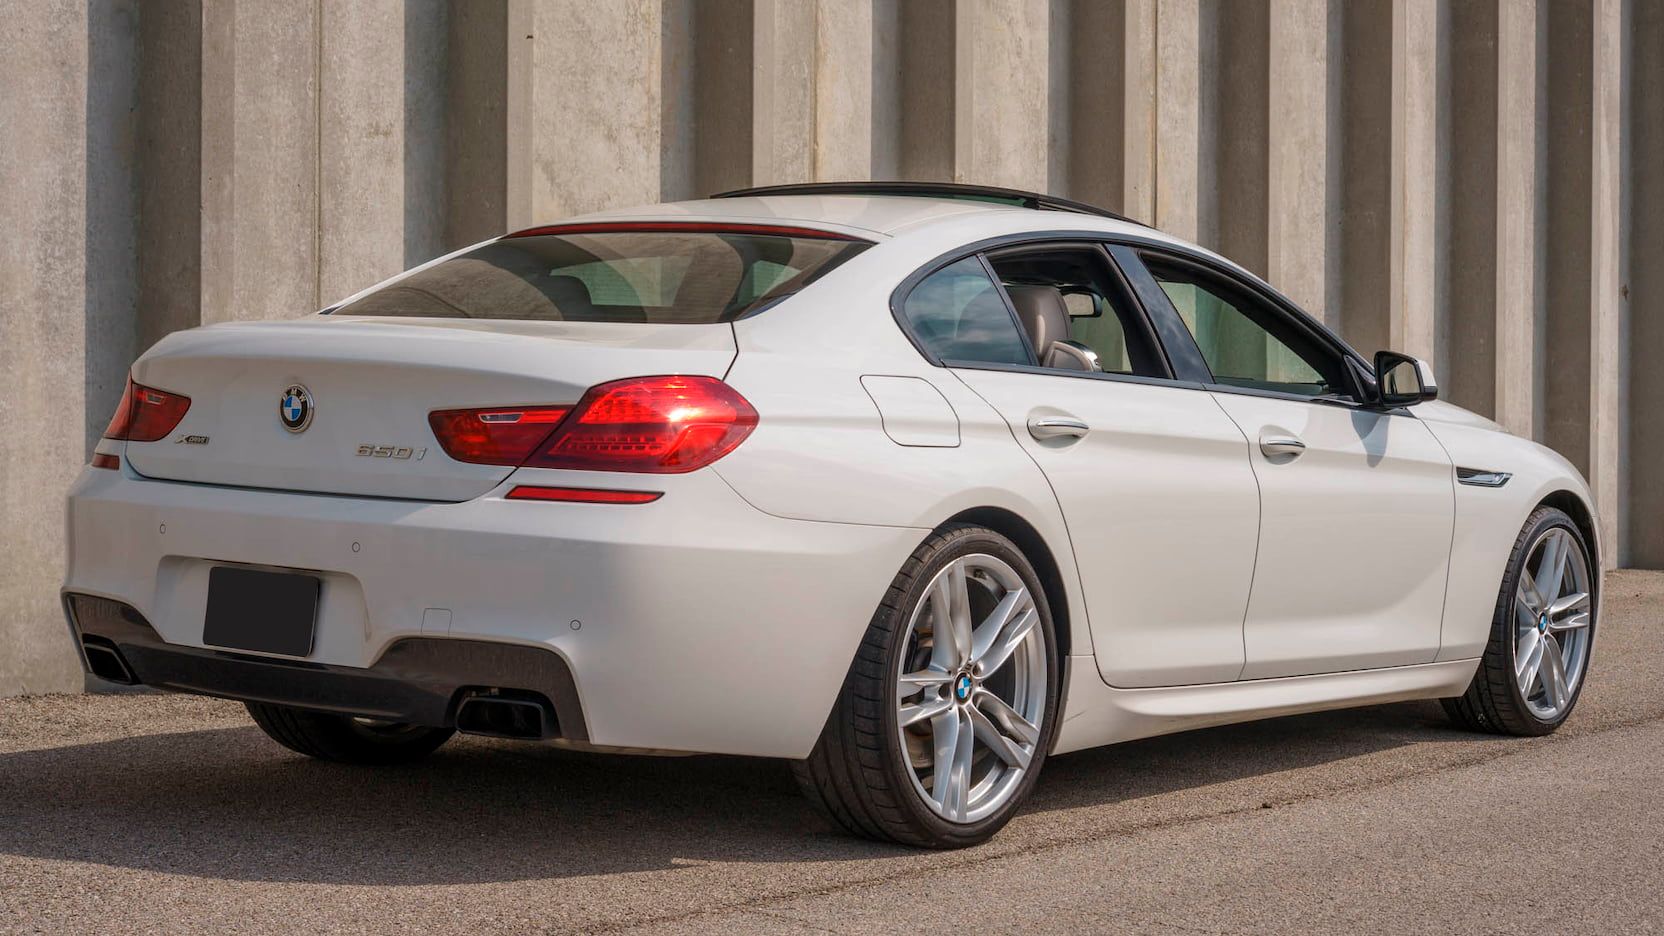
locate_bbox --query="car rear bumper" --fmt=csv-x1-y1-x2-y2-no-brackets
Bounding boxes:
63,464,925,758
65,592,589,736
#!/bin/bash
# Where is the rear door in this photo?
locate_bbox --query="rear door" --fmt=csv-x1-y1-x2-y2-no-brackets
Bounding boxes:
902,244,1261,688
1123,248,1455,679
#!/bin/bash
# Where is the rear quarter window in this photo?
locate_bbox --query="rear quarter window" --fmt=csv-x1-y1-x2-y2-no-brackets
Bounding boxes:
334,226,869,324
899,257,1032,366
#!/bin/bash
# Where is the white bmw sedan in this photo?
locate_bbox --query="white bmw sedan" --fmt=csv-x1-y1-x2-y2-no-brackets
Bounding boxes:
63,182,1598,848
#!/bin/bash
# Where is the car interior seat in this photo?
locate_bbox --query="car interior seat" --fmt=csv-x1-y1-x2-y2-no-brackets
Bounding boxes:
1005,285,1102,372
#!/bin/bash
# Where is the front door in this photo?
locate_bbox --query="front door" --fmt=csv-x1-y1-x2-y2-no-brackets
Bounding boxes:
1132,251,1456,679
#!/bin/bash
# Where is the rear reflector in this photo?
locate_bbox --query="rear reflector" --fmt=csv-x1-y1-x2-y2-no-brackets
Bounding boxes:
91,453,120,470
505,486,662,504
527,376,758,473
103,377,191,443
428,406,571,465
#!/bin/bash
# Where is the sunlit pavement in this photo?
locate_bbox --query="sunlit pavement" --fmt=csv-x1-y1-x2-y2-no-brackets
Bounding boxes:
4,571,1661,935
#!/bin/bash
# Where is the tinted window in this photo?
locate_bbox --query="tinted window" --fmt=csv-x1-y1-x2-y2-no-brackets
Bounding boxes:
901,257,1031,366
334,229,868,324
1145,259,1342,397
986,246,1168,378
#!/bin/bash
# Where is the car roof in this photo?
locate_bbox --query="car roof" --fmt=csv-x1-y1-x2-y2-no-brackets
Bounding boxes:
558,193,1163,240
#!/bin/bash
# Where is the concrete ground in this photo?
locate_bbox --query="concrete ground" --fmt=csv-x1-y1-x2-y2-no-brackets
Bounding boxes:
3,572,1662,935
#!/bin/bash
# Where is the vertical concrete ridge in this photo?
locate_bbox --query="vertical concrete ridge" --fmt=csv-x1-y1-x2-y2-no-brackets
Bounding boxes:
752,0,815,186
1153,0,1201,241
1627,0,1663,569
0,0,98,695
84,0,139,452
1266,0,1336,324
1122,0,1157,222
1209,0,1268,276
952,0,1052,191
811,0,900,181
1388,0,1441,364
1444,0,1496,419
1045,0,1071,193
401,1,448,266
1542,1,1595,484
897,0,953,181
1493,0,1544,438
1337,0,1391,359
312,0,322,310
318,0,403,305
691,0,754,196
1062,0,1126,210
443,0,509,247
136,0,204,351
1588,0,1625,563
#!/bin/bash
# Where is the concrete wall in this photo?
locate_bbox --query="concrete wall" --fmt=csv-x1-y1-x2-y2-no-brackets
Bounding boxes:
0,0,1655,695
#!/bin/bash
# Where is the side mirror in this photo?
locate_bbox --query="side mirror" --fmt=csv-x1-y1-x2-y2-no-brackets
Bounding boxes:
1374,351,1438,407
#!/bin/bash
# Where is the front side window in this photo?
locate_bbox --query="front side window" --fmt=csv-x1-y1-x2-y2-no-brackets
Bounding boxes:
900,257,1032,366
333,227,868,324
1144,257,1343,397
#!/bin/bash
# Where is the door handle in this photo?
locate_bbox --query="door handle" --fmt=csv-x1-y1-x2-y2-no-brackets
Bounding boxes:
1259,434,1307,458
1028,416,1090,441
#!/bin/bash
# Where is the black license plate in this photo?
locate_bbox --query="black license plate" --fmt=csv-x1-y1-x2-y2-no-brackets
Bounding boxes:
203,566,320,656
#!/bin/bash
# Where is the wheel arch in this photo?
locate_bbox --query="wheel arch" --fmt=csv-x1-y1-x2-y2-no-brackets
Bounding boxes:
1535,489,1602,636
943,505,1073,661
1537,489,1600,573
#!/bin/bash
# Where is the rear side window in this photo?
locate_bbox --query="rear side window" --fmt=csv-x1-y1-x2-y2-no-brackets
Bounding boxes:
333,226,869,324
900,257,1032,366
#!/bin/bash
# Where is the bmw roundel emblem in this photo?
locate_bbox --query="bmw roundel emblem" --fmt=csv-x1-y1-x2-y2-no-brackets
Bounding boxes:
280,384,314,433
955,674,973,702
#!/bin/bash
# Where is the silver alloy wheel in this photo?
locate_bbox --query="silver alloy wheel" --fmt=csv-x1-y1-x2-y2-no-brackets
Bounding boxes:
1514,527,1593,720
895,553,1047,823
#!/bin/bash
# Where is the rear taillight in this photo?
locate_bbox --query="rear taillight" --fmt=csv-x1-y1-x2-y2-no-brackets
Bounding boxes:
427,376,757,474
527,376,757,473
103,376,191,443
427,405,571,465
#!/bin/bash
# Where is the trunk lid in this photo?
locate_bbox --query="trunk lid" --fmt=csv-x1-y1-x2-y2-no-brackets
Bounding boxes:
124,316,737,501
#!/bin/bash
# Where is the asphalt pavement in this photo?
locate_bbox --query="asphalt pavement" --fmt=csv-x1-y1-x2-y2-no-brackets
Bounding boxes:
3,571,1662,935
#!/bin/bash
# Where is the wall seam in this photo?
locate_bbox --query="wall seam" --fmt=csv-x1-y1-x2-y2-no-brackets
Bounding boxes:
313,0,322,310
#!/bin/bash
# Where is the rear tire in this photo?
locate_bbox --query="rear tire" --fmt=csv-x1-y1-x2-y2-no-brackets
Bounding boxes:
1443,506,1596,736
794,523,1060,848
246,702,454,764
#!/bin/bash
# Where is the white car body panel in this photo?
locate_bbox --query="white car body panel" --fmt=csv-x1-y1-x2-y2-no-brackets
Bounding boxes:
65,459,922,758
1210,392,1456,679
858,376,961,447
954,368,1261,688
62,193,1600,762
1414,401,1602,661
128,318,735,501
1051,656,1478,754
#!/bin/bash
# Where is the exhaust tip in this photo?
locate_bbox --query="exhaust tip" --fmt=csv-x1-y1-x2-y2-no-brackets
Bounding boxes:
81,638,138,685
455,690,556,740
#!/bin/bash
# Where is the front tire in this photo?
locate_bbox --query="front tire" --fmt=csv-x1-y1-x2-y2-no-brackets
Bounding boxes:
246,702,454,765
1443,506,1596,736
794,523,1060,848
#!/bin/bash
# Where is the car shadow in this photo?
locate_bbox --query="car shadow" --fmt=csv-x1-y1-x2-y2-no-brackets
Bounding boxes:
0,698,1503,885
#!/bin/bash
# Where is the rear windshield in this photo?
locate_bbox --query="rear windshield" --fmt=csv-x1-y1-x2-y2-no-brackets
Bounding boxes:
331,226,870,324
